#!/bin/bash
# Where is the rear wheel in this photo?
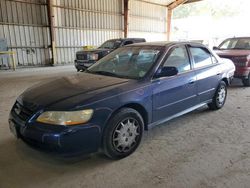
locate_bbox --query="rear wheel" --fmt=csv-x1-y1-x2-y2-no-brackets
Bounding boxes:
208,81,227,110
242,73,250,87
102,108,144,160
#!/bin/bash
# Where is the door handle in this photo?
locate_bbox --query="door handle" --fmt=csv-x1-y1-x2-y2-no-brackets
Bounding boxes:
188,79,196,84
216,72,222,75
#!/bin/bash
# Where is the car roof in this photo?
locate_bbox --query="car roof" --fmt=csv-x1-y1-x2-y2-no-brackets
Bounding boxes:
106,38,145,42
224,37,250,40
126,41,206,48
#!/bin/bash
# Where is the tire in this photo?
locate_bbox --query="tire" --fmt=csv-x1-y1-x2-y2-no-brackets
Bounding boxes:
102,108,144,160
242,74,250,87
208,81,227,110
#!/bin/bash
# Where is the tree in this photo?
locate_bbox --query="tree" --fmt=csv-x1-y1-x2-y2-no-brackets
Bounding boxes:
173,0,245,20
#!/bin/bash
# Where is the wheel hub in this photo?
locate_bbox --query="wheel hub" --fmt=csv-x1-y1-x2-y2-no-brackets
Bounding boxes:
217,86,226,104
113,118,139,152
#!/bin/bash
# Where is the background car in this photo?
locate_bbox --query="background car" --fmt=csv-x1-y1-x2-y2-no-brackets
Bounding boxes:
74,38,146,71
213,37,250,86
9,42,235,159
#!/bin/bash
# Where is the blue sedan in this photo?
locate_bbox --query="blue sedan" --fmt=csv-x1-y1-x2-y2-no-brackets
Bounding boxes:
9,42,235,159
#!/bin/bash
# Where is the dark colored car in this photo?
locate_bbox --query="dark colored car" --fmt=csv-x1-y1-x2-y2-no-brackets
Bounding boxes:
214,37,250,86
74,38,146,71
9,42,235,159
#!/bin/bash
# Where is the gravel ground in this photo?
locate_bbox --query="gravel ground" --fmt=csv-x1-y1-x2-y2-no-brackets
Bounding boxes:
0,66,250,188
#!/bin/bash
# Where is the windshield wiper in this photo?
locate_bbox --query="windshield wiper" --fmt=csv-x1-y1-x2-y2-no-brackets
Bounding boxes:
91,71,135,79
91,71,119,77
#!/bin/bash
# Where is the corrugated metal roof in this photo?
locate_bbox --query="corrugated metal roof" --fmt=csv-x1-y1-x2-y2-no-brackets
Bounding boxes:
135,0,202,6
135,0,176,6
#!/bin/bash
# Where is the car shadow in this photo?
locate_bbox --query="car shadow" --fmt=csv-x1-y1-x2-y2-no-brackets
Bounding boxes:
0,136,117,187
1,77,245,187
228,79,246,89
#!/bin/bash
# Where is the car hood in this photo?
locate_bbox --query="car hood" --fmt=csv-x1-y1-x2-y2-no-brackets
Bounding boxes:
76,48,111,54
19,73,129,110
215,50,250,57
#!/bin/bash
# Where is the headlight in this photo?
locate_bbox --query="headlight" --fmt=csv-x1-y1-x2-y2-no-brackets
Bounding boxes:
88,53,98,60
36,109,93,126
247,55,250,61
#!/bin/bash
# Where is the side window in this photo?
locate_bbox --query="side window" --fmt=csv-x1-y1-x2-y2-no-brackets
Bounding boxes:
163,46,191,73
190,47,213,68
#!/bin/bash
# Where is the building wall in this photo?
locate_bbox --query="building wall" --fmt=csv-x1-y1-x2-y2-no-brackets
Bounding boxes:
128,0,167,41
0,0,168,68
0,0,50,68
53,0,123,64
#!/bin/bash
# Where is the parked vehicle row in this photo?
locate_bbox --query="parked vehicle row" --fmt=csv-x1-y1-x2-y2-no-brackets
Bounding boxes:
213,37,250,86
9,41,235,159
75,38,146,71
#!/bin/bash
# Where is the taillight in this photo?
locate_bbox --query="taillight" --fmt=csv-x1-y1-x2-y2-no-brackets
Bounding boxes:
247,55,250,66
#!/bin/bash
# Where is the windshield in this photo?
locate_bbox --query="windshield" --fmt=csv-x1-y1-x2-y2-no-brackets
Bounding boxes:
99,40,122,49
87,47,161,79
219,38,250,50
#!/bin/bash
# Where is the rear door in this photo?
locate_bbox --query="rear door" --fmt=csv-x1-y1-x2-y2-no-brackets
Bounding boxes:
152,45,198,122
187,45,221,103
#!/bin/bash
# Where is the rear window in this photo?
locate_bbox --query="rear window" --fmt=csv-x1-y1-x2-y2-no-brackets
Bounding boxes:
190,47,213,68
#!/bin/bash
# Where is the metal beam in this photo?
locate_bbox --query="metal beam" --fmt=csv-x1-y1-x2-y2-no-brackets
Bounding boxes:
167,0,188,10
184,0,203,4
5,0,47,6
0,22,49,27
134,0,166,7
54,26,123,32
47,0,56,65
124,0,129,38
52,5,122,16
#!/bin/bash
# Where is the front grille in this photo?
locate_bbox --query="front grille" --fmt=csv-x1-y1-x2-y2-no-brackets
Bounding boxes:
12,102,34,122
220,55,247,67
219,55,234,61
76,54,88,60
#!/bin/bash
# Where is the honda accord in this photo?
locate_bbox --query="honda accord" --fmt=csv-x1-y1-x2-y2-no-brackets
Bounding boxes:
9,42,235,159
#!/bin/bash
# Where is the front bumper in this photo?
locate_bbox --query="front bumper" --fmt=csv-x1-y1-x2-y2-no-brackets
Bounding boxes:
9,112,101,156
74,60,96,71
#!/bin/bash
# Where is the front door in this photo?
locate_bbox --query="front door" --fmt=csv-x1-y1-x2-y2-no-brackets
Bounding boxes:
152,45,198,122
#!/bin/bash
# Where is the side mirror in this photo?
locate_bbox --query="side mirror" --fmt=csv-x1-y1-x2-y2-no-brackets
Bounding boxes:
155,66,178,78
213,46,219,50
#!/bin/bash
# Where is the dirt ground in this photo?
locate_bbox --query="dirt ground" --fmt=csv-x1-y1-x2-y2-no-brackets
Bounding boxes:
0,66,250,188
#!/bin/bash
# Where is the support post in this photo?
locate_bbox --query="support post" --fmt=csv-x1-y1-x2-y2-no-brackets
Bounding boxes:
47,0,56,65
124,0,129,38
166,0,188,41
167,8,172,41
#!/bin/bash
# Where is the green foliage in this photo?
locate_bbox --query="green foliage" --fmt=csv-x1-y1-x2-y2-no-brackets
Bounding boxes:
173,0,245,19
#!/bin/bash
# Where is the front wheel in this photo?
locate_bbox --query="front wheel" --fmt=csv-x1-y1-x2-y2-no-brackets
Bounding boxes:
208,81,227,110
102,108,144,160
242,73,250,87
